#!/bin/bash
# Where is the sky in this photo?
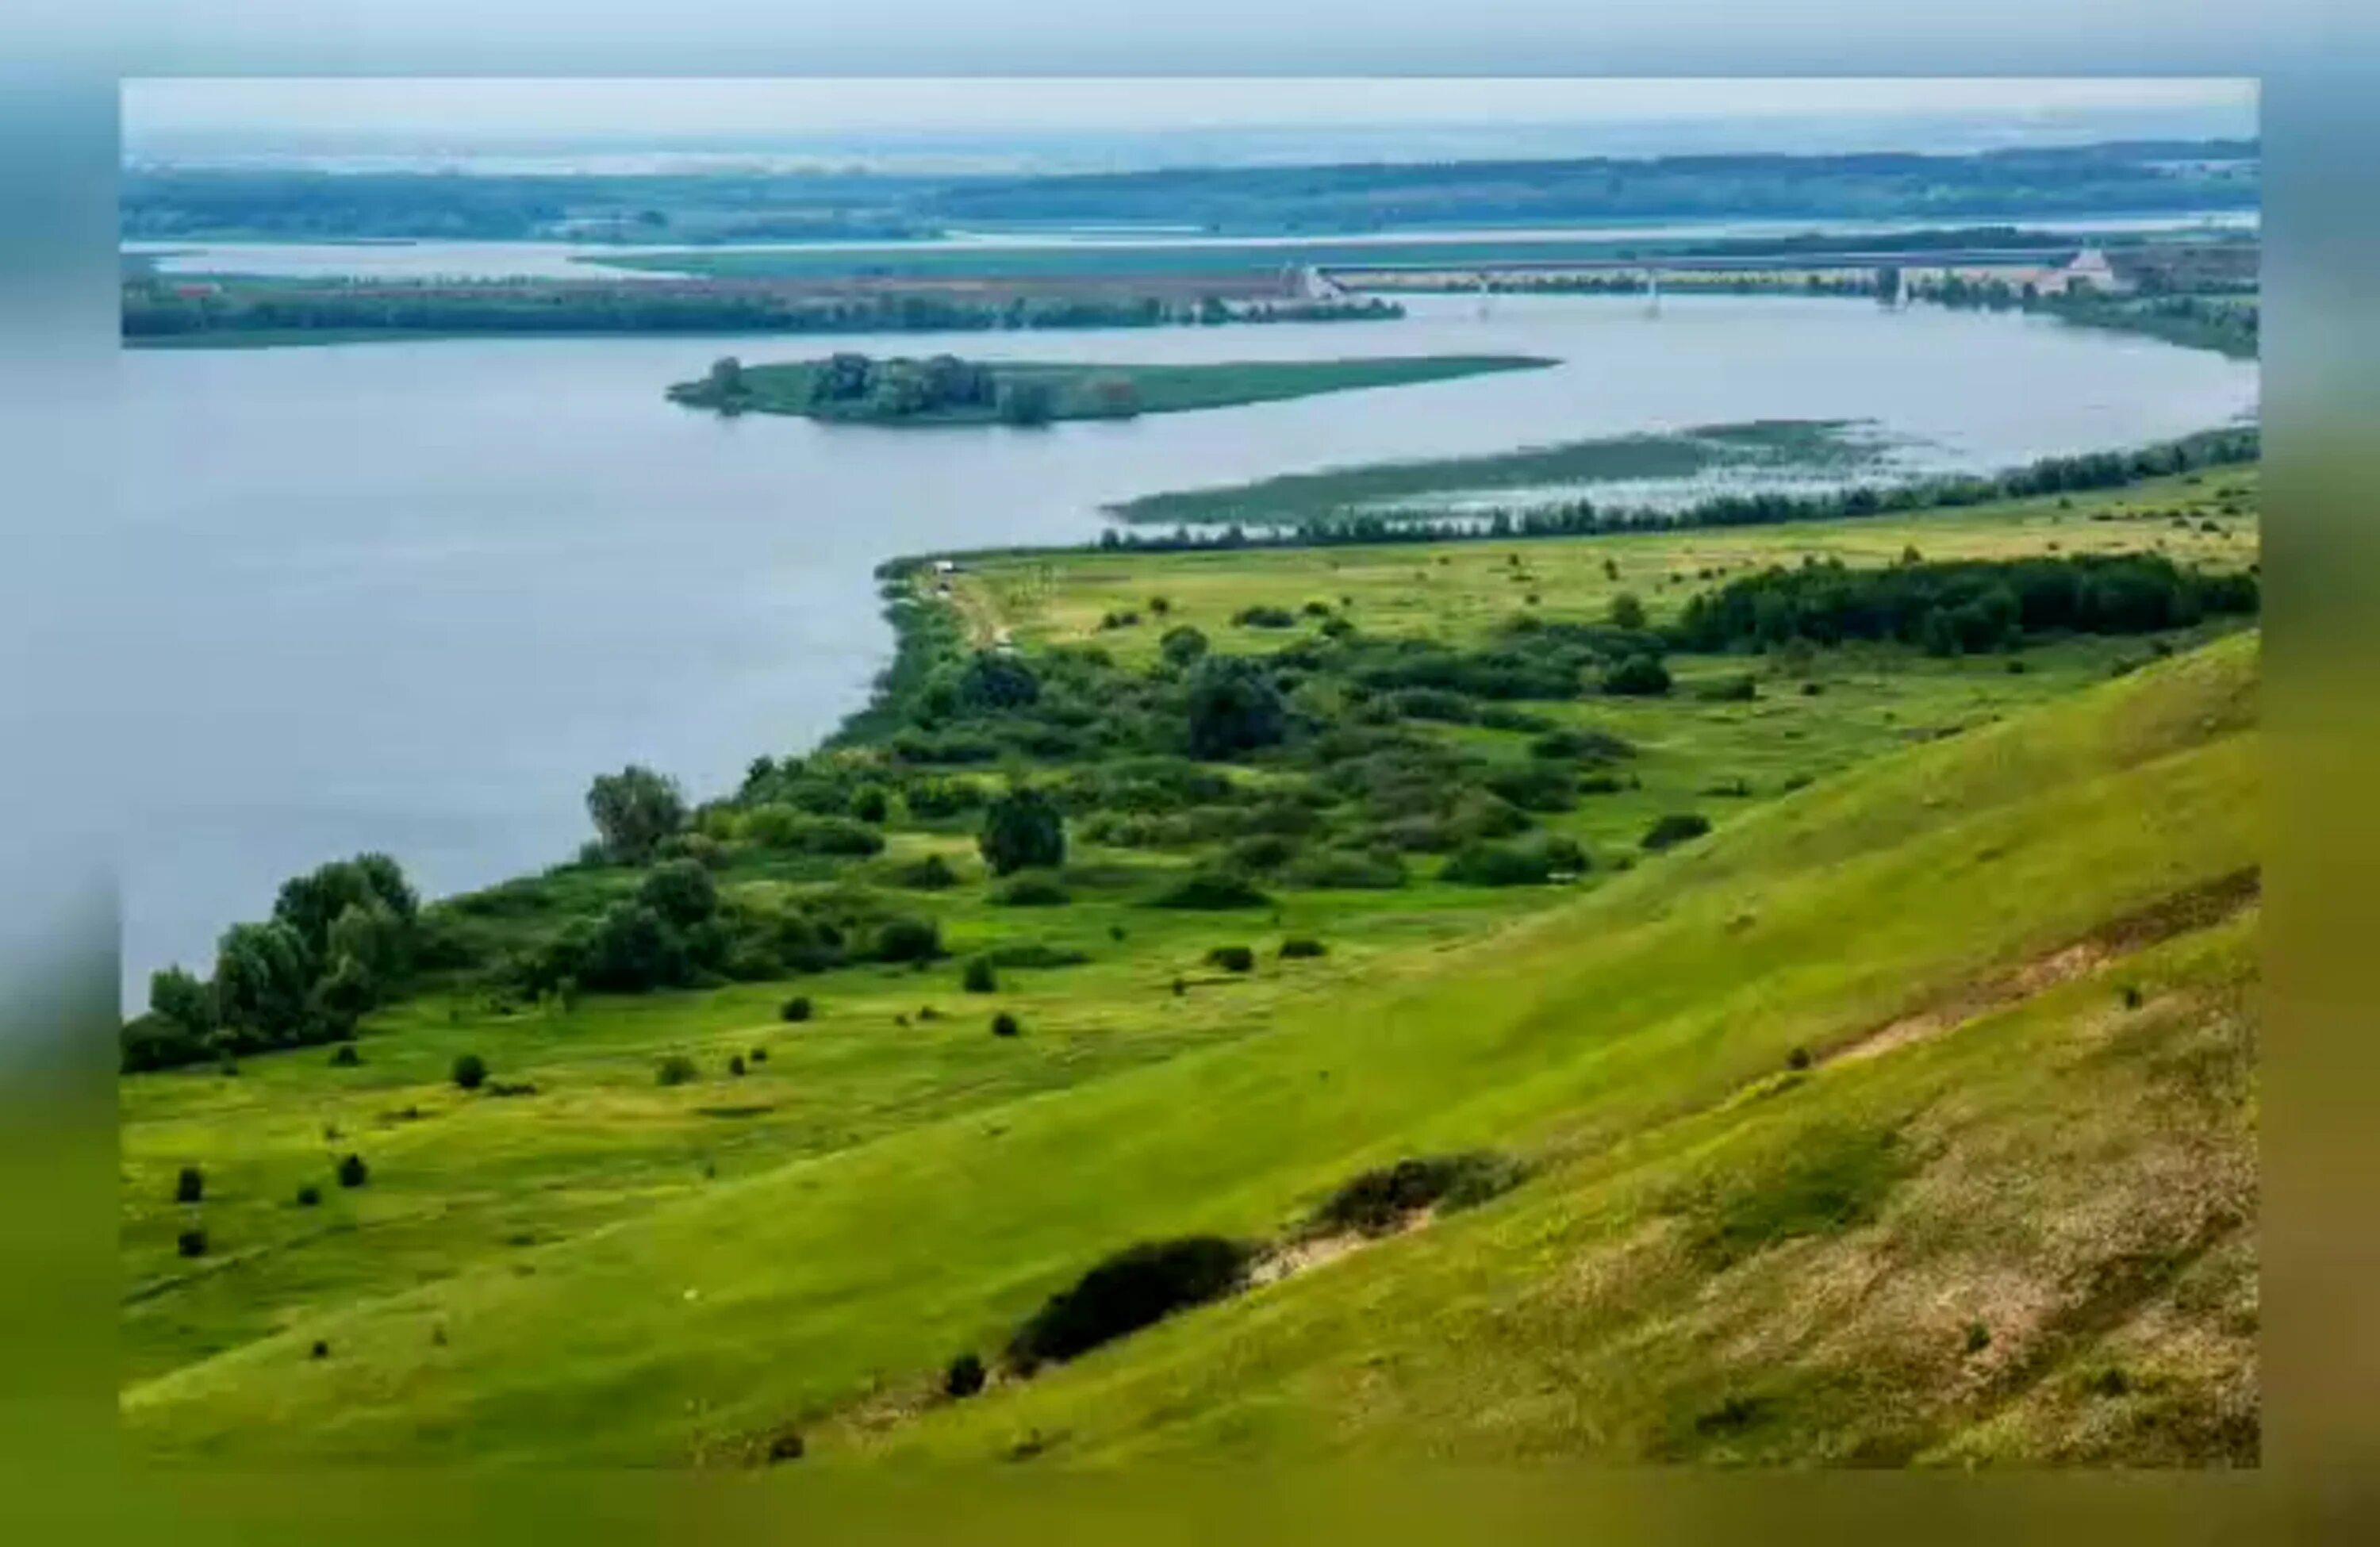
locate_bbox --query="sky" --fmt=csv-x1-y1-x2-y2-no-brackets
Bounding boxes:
121,78,2259,167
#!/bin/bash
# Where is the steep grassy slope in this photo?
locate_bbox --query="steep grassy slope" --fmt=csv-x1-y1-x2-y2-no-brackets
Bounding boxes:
122,633,2257,1464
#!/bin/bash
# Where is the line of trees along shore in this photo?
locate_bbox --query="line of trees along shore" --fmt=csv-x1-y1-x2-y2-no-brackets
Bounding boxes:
121,282,1400,342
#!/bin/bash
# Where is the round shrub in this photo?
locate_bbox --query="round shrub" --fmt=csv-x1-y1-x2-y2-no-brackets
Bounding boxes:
870,916,943,963
175,1165,205,1205
1007,1237,1251,1368
336,1153,370,1189
979,787,1067,877
991,1012,1021,1038
962,958,998,995
1641,812,1713,852
294,1184,321,1208
1205,945,1255,973
451,1053,488,1092
749,1046,769,1063
330,1044,361,1068
177,1226,208,1259
780,996,813,1023
727,1054,747,1077
654,1054,698,1087
991,873,1071,908
1601,654,1672,697
945,1352,988,1399
1278,938,1328,960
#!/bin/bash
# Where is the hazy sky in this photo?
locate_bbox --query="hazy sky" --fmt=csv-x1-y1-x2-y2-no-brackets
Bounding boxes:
125,77,2256,145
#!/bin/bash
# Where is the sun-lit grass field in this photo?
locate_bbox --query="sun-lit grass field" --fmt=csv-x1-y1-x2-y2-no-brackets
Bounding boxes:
121,470,2260,1465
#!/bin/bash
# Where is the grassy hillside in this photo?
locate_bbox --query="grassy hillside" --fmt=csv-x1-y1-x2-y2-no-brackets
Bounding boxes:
120,475,2259,1465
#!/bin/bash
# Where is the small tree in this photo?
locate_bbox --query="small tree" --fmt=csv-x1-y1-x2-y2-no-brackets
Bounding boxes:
1159,625,1209,669
336,1153,370,1189
991,1012,1021,1038
963,958,998,994
1607,592,1647,629
780,996,813,1023
586,766,687,865
979,787,1066,877
1185,658,1287,758
706,356,747,399
177,1227,208,1259
655,1054,698,1087
451,1053,488,1092
149,965,216,1035
175,1165,205,1204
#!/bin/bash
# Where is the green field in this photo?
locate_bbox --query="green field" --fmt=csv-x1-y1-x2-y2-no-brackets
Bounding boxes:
669,354,1557,425
121,470,2260,1465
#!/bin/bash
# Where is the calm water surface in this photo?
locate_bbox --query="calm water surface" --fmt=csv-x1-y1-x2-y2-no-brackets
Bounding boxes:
115,292,2255,993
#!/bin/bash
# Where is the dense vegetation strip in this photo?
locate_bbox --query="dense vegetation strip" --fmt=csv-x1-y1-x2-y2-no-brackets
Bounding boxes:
121,280,1401,344
1097,424,2258,539
669,351,1555,424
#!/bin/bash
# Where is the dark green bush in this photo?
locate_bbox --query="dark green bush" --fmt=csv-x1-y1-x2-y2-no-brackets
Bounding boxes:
637,858,718,926
1440,834,1587,887
654,1054,698,1087
1205,945,1255,973
780,995,812,1023
991,873,1071,908
336,1153,370,1189
1602,654,1673,697
175,1165,204,1204
991,1012,1021,1038
980,787,1068,877
177,1226,208,1258
963,958,998,994
1641,812,1713,851
1696,674,1758,703
451,1053,488,1092
294,1184,321,1208
1232,605,1297,629
1184,658,1288,758
1309,1152,1522,1236
945,1352,988,1398
869,916,942,963
1007,1237,1252,1368
1152,868,1271,910
1278,938,1328,959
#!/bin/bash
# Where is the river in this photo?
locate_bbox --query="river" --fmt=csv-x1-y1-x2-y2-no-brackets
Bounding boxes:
114,291,2255,997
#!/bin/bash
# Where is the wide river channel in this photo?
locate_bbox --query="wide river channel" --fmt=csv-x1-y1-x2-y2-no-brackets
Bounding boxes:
115,290,2255,993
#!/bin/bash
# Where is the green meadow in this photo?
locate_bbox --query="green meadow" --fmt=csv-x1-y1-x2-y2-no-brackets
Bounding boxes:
121,468,2260,1465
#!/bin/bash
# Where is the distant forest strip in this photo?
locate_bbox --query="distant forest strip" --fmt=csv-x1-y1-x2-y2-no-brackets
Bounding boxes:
121,280,1402,344
669,352,1557,425
1107,420,1881,526
121,141,2257,242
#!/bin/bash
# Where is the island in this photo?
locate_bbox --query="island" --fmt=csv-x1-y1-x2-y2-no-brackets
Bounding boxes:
665,351,1560,425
